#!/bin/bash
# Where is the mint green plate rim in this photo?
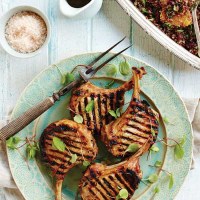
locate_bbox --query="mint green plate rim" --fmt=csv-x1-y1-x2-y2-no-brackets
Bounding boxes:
7,52,193,200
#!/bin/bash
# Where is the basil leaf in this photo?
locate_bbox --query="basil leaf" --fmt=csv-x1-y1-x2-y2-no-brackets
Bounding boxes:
108,110,117,119
125,143,139,153
61,73,75,85
6,137,21,149
169,174,174,189
52,137,66,152
106,64,117,76
148,174,158,183
163,116,170,124
119,61,130,76
179,135,186,146
174,144,184,159
105,80,115,89
154,161,162,167
141,0,146,6
86,100,94,113
26,144,38,159
74,114,83,124
151,128,156,137
83,160,90,167
70,154,78,163
116,108,121,118
150,145,159,152
154,186,160,194
118,188,128,199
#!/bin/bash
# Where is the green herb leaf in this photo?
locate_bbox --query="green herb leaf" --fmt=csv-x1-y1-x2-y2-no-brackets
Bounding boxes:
26,144,38,159
106,64,117,77
6,137,21,149
108,110,117,119
154,161,162,168
154,186,160,194
169,174,174,189
179,134,186,146
151,128,156,137
117,188,129,199
61,73,75,85
70,154,78,163
119,61,130,76
125,143,140,153
116,108,121,118
83,160,90,167
150,145,159,152
105,80,115,89
74,114,83,124
163,116,170,124
141,0,146,6
174,144,184,159
85,100,94,113
52,137,66,152
148,174,158,183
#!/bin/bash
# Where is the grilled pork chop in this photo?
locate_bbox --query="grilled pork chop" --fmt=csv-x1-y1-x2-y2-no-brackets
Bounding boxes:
40,119,98,200
79,142,149,200
101,67,159,157
69,80,133,135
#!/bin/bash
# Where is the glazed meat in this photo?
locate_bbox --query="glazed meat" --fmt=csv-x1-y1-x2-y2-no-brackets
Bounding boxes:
160,0,192,27
69,80,132,134
40,119,98,200
101,67,159,157
79,143,149,200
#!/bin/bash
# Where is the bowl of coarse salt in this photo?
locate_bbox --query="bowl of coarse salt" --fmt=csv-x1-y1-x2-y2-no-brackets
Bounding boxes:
0,6,51,58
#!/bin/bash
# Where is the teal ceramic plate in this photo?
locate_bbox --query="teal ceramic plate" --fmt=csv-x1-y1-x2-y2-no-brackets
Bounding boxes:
7,53,193,200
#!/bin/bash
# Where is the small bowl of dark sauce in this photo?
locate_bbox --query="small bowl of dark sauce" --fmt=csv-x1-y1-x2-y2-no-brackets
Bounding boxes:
60,0,103,19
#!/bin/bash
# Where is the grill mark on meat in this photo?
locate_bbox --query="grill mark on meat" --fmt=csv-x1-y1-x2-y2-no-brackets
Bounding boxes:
123,128,149,139
108,175,125,191
84,97,91,128
97,94,102,129
100,95,107,126
94,96,100,132
126,122,152,134
130,117,158,129
120,136,144,146
98,178,114,198
115,174,133,194
125,125,150,137
85,176,109,200
88,188,100,199
103,177,118,195
123,169,141,191
95,179,113,200
87,97,94,130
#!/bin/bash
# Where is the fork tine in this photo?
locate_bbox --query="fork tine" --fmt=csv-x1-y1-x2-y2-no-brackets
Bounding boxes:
86,44,133,75
88,37,126,67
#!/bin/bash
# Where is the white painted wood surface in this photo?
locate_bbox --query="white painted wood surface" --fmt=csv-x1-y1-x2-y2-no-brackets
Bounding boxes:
0,0,200,199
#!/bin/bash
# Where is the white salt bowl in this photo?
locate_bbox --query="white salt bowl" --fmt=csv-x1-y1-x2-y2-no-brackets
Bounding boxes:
0,6,51,58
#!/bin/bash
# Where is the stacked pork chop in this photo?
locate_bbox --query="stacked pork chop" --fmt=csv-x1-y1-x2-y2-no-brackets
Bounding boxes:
40,67,159,200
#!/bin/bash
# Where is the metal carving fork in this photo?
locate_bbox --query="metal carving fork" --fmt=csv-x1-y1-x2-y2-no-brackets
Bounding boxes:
0,37,132,141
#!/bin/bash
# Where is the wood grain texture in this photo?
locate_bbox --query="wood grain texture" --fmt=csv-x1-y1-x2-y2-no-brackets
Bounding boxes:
0,0,199,199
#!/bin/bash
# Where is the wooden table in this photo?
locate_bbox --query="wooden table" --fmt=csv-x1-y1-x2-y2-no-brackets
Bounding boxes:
0,0,199,199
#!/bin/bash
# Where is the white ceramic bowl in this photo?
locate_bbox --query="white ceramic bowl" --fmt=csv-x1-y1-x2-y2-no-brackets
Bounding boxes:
0,6,51,58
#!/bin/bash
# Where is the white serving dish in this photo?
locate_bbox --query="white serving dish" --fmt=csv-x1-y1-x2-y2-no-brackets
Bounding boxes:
116,0,200,69
0,6,51,58
60,0,103,19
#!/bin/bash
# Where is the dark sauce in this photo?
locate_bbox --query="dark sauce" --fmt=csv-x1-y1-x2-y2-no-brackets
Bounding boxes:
66,0,92,8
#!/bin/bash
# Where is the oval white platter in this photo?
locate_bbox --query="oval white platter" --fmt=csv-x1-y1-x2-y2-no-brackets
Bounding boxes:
116,0,200,70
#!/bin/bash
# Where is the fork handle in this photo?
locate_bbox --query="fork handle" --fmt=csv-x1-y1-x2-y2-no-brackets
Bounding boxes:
0,97,55,141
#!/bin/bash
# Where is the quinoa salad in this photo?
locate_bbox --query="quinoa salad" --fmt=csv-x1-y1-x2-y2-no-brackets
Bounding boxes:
131,0,200,57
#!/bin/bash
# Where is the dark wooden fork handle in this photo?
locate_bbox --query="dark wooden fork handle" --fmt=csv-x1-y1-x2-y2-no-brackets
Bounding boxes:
0,97,55,141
